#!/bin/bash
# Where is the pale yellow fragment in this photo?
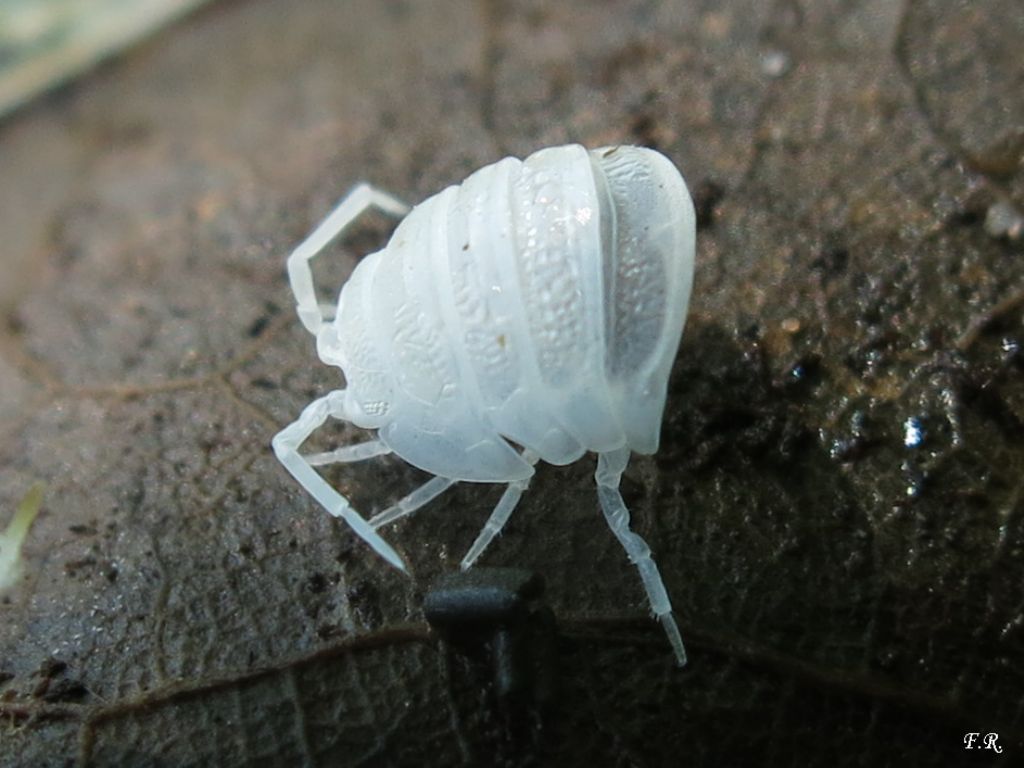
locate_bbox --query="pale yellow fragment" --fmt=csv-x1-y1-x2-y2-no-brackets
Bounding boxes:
0,483,43,592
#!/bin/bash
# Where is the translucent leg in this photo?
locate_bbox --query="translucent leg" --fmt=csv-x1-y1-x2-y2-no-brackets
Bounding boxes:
287,183,411,336
306,439,391,467
596,447,687,666
370,476,458,528
460,451,540,570
272,390,407,572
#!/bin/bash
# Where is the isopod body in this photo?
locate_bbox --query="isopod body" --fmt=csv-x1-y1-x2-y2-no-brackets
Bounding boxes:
273,144,696,664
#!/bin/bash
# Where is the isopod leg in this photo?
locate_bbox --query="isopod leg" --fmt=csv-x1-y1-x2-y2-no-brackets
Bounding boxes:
287,183,411,336
306,439,392,467
460,450,540,570
272,390,408,572
595,448,687,667
370,476,458,528
459,481,527,570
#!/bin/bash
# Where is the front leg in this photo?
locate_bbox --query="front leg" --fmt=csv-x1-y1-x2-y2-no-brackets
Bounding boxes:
272,390,408,572
287,183,411,336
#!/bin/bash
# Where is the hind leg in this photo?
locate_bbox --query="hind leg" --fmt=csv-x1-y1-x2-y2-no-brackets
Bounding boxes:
596,447,687,666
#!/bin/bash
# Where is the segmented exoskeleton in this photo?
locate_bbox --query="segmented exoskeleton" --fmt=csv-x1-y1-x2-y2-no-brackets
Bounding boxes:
273,144,696,664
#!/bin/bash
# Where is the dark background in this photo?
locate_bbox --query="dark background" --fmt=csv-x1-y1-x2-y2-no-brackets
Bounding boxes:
1,0,1022,765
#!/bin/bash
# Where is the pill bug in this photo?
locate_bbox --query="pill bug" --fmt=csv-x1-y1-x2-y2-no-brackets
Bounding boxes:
272,144,696,664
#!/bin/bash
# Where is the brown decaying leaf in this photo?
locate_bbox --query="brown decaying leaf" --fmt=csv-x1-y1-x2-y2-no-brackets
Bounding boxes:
1,0,1022,765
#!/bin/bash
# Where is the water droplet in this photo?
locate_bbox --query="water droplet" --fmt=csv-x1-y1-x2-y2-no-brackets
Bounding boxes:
903,416,925,448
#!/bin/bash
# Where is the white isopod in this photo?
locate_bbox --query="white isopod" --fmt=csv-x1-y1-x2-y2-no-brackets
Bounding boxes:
272,144,696,664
